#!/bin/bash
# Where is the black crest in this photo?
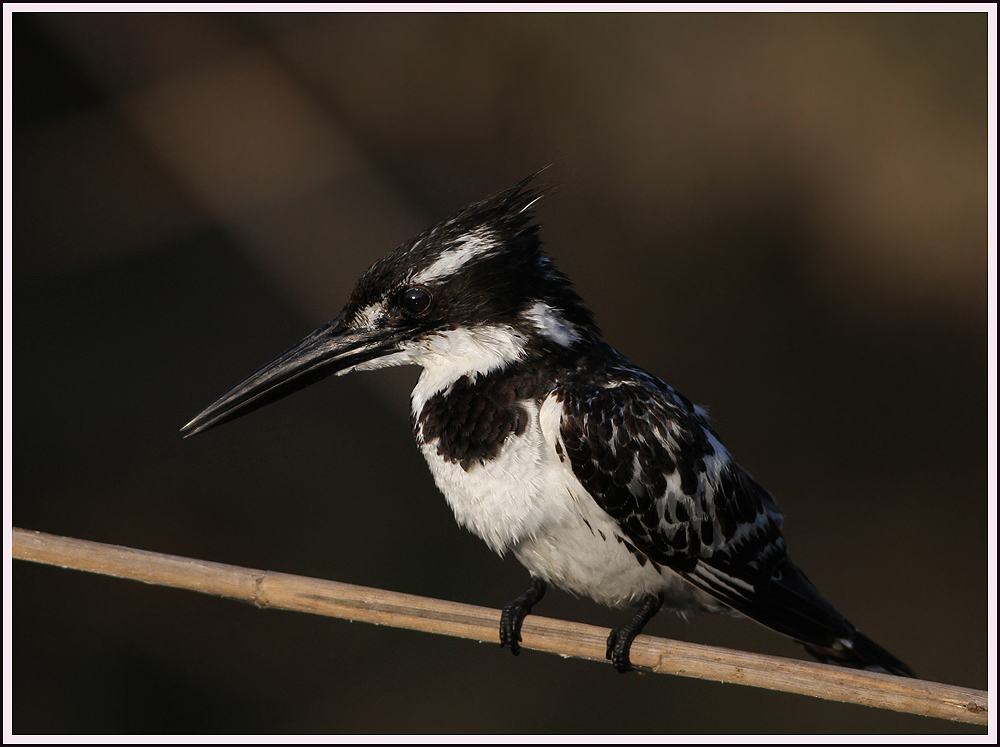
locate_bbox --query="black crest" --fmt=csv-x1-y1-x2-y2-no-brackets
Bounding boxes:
345,170,598,337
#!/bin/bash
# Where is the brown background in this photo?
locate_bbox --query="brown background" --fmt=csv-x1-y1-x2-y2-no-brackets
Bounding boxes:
13,11,987,735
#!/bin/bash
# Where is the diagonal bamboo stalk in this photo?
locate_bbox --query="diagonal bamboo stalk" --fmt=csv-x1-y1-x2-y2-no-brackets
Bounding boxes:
11,527,988,726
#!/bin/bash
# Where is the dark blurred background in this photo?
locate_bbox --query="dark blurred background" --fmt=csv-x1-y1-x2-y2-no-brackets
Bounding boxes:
12,11,987,735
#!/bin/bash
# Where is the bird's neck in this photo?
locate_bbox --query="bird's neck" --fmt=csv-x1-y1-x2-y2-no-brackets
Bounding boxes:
407,324,529,418
407,321,604,420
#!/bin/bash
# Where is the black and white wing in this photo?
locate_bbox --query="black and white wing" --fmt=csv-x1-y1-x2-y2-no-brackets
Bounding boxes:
555,376,913,676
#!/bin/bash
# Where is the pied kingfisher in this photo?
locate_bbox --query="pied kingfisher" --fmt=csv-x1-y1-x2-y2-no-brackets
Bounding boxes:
182,174,913,676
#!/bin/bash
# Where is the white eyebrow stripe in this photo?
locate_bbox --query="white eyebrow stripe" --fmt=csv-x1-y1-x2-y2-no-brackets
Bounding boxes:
411,230,494,285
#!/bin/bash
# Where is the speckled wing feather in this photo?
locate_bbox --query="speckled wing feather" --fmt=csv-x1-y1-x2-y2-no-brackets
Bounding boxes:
555,373,914,676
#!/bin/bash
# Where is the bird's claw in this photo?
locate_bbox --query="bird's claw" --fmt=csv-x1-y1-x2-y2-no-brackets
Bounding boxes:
606,626,635,673
499,576,547,657
604,594,662,674
499,602,526,655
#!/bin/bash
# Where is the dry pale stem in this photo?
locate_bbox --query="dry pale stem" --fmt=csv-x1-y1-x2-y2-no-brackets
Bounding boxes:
11,527,988,726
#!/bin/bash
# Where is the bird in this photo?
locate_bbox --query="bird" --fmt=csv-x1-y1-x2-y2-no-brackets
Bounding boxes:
181,172,914,677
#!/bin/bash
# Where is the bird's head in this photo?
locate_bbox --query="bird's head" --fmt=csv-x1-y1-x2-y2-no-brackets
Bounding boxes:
181,173,598,437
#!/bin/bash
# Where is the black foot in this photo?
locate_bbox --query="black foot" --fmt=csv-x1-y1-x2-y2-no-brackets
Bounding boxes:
606,595,662,673
500,576,547,656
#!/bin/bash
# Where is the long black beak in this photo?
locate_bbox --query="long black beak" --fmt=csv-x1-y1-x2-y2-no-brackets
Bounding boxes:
181,312,400,437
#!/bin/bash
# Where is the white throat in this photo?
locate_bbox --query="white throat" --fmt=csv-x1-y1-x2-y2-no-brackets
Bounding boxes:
408,324,528,419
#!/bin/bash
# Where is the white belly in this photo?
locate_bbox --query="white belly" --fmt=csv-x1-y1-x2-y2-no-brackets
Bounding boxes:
418,393,726,613
417,397,570,553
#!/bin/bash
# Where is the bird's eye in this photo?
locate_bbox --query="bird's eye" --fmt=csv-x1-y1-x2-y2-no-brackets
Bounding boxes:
399,287,433,317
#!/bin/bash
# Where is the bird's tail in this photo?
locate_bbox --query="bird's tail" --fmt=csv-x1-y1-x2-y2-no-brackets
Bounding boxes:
757,558,915,677
800,631,915,677
687,555,915,677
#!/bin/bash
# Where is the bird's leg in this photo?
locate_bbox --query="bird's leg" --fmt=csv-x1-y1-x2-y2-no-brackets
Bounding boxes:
499,575,547,655
606,594,663,673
